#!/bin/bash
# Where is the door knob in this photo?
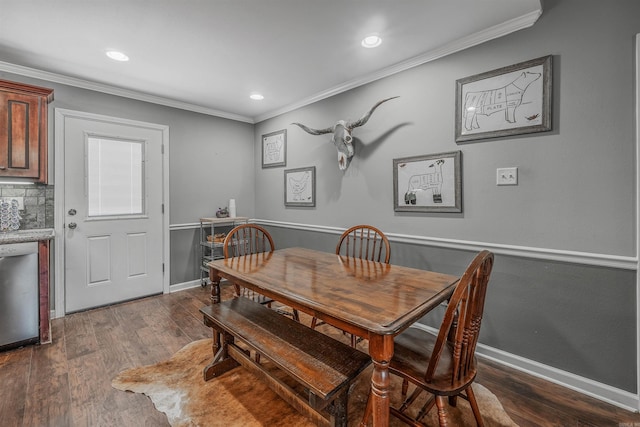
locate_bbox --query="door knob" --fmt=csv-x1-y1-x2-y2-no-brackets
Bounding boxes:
68,222,77,229
68,208,77,216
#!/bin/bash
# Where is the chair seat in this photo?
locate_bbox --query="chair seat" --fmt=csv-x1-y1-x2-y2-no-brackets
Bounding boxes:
392,326,478,395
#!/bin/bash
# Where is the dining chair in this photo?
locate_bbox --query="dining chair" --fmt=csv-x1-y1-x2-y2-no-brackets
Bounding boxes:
362,249,494,427
223,224,299,321
311,224,391,347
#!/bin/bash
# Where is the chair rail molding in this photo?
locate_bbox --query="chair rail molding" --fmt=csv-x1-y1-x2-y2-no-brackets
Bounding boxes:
169,222,201,231
254,219,637,270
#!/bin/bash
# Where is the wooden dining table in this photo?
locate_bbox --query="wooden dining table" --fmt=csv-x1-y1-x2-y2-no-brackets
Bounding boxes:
207,247,459,427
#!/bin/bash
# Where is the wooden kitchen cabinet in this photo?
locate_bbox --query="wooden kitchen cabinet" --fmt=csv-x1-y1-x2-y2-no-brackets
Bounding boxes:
0,80,54,183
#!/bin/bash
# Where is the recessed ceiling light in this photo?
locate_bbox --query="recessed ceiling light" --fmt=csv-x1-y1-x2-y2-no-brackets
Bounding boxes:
361,34,382,48
106,50,129,62
250,93,264,101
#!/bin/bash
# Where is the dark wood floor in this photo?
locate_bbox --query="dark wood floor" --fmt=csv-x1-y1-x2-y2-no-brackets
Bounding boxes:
1,283,639,427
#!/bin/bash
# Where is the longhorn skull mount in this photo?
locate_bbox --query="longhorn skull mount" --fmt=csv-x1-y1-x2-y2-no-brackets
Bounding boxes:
291,96,399,170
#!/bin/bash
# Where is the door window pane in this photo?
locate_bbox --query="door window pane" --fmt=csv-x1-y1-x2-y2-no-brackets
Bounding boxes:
87,137,144,216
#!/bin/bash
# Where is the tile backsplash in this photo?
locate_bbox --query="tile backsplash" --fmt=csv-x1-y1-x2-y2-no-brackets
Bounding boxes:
0,184,54,229
0,198,22,231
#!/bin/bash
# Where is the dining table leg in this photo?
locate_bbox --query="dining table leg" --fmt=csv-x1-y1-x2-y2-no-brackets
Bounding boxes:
207,268,222,377
209,267,221,304
361,334,393,427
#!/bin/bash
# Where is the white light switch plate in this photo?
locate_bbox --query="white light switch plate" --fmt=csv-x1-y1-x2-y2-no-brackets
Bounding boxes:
496,167,518,186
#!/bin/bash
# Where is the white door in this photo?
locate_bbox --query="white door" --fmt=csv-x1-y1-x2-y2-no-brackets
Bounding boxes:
63,114,165,313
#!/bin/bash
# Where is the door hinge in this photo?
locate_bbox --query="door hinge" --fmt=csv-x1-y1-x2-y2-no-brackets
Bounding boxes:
161,144,165,154
161,204,164,214
162,263,165,273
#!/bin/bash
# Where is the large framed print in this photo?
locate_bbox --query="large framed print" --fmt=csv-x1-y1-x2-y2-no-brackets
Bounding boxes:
262,129,286,168
455,55,552,143
393,151,461,213
284,166,315,207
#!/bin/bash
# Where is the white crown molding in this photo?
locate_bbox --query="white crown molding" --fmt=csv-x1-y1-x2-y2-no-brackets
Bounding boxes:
0,60,254,124
254,8,543,123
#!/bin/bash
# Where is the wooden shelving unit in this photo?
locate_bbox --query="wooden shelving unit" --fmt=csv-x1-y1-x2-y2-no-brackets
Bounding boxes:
198,217,248,286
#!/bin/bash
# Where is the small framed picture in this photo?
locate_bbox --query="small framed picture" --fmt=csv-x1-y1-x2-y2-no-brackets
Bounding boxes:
393,151,462,213
455,55,552,143
262,129,286,168
284,166,315,207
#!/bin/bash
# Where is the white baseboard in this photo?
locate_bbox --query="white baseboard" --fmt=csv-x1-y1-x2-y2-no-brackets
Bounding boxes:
409,323,639,413
169,279,202,293
477,343,639,413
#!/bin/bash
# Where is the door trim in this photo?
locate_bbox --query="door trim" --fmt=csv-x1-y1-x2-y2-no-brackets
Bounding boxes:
635,33,640,411
53,108,170,317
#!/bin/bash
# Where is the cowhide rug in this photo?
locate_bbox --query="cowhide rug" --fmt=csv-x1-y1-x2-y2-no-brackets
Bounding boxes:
112,338,519,426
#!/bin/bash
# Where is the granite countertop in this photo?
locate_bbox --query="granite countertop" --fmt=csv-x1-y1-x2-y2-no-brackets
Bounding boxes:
0,228,55,244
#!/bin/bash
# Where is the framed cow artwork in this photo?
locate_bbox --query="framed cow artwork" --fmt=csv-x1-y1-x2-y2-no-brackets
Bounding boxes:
284,166,315,207
262,129,287,168
393,151,462,213
455,55,552,143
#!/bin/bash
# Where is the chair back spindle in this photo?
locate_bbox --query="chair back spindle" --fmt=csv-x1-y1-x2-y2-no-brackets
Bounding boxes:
223,224,274,302
336,224,390,263
223,224,274,259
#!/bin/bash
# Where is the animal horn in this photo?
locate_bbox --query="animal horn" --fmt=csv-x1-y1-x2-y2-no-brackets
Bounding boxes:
346,96,399,129
291,122,334,135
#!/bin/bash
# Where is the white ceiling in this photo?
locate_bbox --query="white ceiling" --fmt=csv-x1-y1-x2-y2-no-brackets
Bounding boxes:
0,1,541,123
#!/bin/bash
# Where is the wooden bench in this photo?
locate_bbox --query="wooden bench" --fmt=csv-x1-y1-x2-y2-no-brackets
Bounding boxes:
200,297,371,427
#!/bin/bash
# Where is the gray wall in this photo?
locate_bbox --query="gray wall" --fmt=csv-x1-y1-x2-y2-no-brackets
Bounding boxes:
255,0,637,255
254,0,639,395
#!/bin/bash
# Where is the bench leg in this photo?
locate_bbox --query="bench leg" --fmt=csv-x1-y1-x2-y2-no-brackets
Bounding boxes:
310,387,348,427
203,355,240,381
203,330,240,381
328,389,349,427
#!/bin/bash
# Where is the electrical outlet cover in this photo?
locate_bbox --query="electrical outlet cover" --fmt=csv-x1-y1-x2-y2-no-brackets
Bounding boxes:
496,167,518,186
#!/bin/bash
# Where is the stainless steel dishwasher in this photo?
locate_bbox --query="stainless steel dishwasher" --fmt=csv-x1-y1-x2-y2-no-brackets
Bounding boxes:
0,241,39,351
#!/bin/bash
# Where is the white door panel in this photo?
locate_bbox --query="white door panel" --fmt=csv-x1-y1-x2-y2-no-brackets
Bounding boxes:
63,115,164,313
